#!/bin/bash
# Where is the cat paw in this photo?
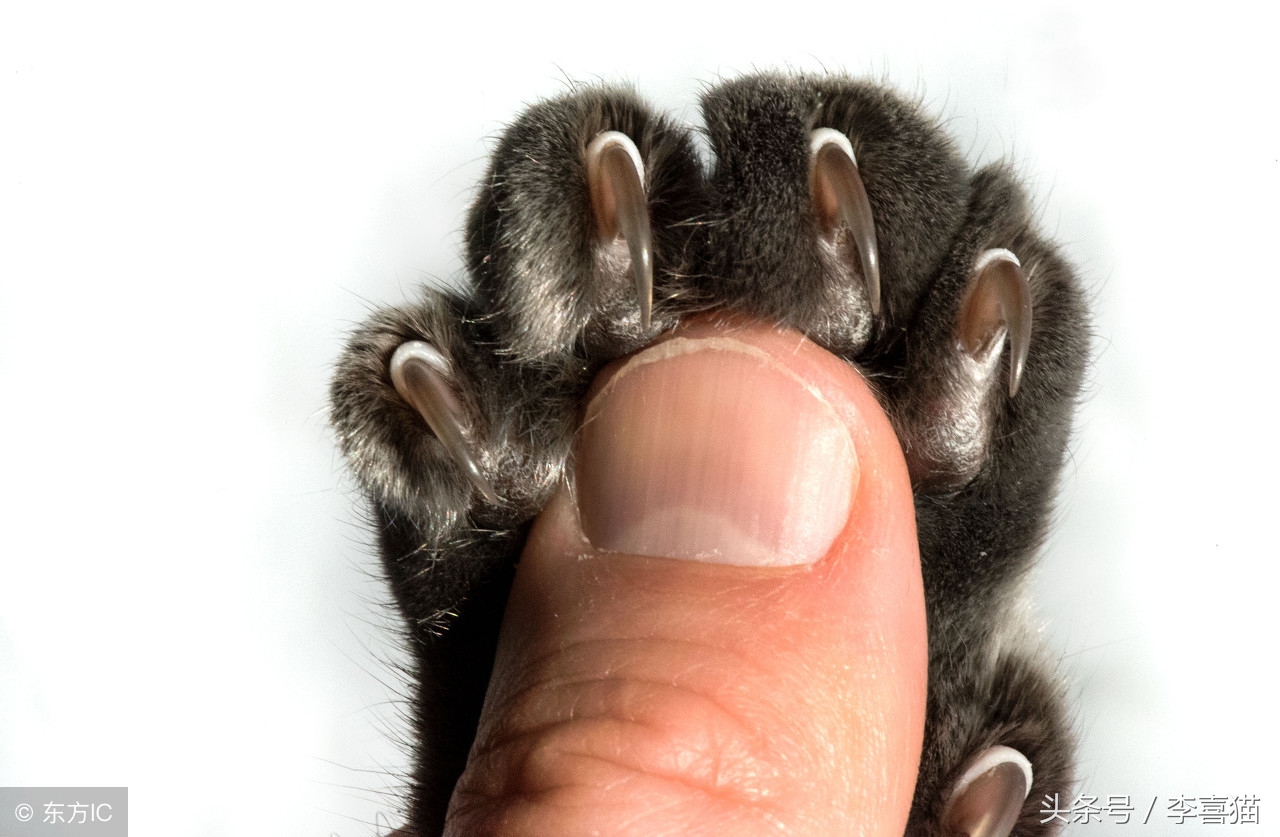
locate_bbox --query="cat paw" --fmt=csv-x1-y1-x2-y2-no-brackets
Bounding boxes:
331,72,1087,837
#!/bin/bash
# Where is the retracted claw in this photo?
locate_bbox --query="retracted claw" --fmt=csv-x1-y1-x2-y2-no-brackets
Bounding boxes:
586,130,653,329
957,249,1034,398
389,341,498,504
809,128,881,316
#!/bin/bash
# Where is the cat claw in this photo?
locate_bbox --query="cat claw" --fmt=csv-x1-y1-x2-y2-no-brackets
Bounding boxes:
958,249,1033,398
389,341,498,504
809,128,881,316
586,130,654,329
941,745,1033,837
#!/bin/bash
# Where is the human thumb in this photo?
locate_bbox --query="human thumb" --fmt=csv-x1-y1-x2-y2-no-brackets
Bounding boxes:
446,318,928,837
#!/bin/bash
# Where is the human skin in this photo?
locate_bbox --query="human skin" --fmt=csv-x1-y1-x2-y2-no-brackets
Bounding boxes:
433,318,929,836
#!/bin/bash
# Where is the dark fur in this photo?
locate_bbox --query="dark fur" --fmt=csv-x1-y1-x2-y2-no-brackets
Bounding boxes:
330,71,1087,836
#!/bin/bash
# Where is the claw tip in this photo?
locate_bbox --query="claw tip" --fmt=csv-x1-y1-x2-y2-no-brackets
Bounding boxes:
809,129,881,321
389,340,499,505
960,250,1033,400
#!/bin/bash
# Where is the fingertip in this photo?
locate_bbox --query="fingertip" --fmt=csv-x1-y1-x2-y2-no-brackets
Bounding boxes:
454,319,927,836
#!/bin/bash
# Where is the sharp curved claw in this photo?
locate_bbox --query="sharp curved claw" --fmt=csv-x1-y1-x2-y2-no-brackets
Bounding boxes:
389,341,498,504
941,746,1033,837
958,249,1034,398
586,131,653,329
810,128,881,316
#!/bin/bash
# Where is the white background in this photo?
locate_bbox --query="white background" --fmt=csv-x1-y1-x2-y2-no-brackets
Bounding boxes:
2,2,1277,835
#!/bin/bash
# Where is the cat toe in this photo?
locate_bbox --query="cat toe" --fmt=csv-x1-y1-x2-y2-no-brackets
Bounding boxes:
465,86,705,364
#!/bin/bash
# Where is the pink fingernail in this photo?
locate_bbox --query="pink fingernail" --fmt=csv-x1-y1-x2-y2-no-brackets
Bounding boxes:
575,336,857,567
